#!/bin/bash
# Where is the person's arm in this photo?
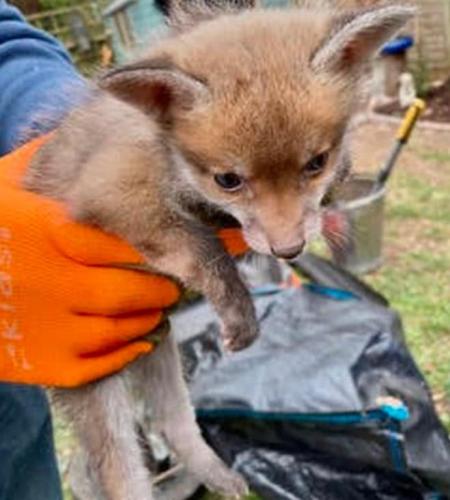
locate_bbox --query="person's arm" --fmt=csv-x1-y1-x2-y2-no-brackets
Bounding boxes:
0,0,87,155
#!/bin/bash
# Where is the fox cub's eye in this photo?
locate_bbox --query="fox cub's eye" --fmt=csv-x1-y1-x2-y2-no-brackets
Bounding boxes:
214,172,243,191
304,152,329,176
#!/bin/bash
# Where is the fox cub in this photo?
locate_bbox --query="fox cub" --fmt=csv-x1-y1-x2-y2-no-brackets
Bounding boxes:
25,1,413,499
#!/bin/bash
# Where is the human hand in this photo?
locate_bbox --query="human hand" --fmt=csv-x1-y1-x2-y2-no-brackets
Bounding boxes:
0,138,180,387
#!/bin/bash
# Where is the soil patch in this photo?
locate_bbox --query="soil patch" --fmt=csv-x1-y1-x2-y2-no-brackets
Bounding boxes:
375,78,450,123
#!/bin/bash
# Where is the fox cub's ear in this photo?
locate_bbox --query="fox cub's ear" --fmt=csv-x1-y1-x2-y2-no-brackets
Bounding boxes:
311,5,414,74
99,59,209,123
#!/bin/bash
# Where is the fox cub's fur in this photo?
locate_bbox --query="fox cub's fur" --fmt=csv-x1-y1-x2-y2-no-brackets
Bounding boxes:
25,1,412,499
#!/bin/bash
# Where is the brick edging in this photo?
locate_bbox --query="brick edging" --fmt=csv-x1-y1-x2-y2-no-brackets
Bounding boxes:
359,112,450,132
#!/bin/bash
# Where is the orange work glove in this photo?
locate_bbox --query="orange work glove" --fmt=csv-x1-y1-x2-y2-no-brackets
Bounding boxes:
0,137,180,388
218,227,248,256
0,137,247,388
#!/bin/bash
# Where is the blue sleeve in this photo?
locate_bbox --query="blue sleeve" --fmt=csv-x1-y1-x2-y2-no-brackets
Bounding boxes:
0,1,88,155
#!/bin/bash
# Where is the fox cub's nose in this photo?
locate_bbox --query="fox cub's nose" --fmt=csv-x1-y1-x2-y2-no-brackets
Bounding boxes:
270,242,305,260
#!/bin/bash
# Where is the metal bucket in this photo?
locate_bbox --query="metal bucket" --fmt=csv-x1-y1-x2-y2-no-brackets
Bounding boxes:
330,175,386,275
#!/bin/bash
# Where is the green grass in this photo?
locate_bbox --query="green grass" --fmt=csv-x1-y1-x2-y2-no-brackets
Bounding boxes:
363,159,450,430
415,149,450,165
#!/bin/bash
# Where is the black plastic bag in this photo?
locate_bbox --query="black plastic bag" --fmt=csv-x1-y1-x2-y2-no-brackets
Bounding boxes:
172,255,450,499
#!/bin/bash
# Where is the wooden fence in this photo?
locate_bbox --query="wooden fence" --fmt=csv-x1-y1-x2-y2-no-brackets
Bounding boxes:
27,2,111,74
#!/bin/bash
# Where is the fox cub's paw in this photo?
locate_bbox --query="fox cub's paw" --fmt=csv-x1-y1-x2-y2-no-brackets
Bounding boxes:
193,455,249,498
222,318,259,352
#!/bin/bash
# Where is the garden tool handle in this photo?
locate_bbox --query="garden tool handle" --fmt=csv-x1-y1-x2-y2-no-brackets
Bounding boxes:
396,98,426,144
372,98,426,193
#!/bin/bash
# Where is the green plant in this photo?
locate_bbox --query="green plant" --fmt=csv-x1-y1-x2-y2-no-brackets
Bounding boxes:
38,0,78,10
410,48,430,98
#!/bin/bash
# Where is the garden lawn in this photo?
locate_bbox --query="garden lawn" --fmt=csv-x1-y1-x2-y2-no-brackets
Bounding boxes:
352,120,450,429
